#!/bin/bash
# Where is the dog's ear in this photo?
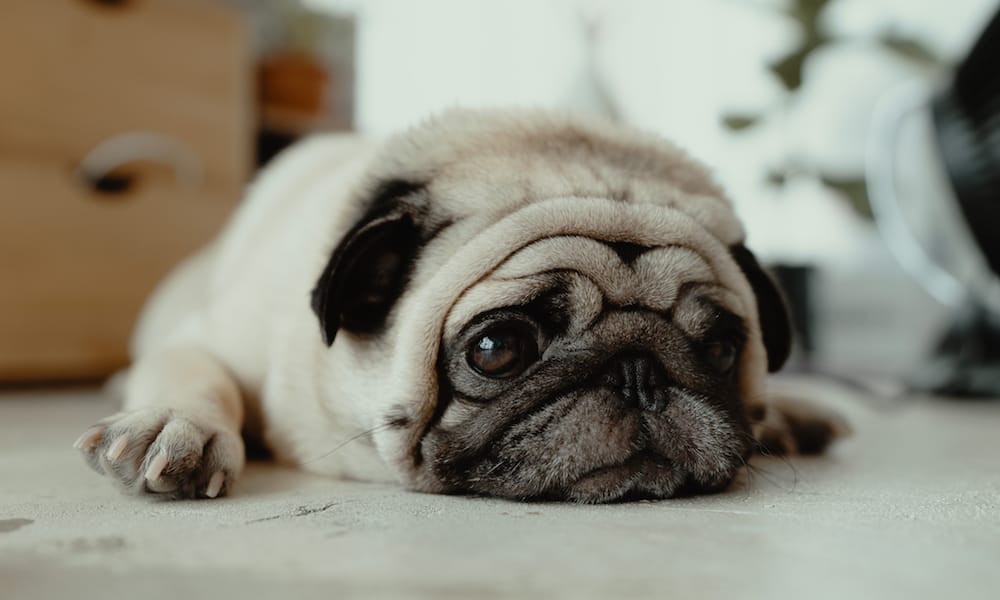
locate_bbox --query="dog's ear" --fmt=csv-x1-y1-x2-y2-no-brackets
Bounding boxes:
729,244,792,372
311,181,425,346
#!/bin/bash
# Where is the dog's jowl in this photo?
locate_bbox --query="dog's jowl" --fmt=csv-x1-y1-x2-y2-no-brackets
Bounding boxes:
75,110,846,502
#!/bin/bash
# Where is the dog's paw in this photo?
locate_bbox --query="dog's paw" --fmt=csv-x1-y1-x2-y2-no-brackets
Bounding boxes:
753,396,851,456
74,408,245,499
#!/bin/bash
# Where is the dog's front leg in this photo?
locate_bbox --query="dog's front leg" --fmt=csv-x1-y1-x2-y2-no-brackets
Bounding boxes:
753,395,851,456
75,346,246,499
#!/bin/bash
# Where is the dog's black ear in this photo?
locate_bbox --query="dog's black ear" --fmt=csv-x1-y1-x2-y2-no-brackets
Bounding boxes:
311,182,425,346
729,244,792,372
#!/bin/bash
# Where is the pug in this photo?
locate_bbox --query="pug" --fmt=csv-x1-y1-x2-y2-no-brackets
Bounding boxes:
74,109,845,503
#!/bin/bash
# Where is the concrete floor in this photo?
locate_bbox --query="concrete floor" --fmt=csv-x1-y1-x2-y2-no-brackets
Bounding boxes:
1,380,999,600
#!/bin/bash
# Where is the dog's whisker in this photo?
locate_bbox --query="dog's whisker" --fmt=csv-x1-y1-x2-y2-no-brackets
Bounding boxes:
736,428,801,492
301,423,393,467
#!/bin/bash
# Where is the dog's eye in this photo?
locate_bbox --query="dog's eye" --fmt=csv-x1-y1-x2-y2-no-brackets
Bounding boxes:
705,340,738,374
467,326,539,378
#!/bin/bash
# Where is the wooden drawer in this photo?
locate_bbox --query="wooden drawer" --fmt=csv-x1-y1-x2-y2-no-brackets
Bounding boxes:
0,0,252,192
0,159,238,381
0,0,250,381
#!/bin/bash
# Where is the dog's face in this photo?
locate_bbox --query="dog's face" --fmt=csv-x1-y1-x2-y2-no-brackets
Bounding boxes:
310,111,791,502
429,272,751,502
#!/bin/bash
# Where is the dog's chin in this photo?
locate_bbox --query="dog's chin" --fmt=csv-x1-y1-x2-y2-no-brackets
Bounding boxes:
422,448,744,503
565,454,675,503
562,454,739,504
453,452,743,504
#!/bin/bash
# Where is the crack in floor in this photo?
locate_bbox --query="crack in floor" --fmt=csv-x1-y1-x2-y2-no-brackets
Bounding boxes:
245,502,339,524
0,518,33,533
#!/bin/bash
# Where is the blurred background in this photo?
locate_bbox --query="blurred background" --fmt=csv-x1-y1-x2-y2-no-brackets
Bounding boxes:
2,0,999,397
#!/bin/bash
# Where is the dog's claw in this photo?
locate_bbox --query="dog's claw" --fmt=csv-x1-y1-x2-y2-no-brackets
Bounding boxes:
205,471,225,498
144,452,168,481
73,427,103,450
106,436,128,461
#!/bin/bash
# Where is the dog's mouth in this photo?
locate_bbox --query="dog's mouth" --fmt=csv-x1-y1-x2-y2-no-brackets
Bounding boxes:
428,436,746,503
568,454,662,503
562,451,725,503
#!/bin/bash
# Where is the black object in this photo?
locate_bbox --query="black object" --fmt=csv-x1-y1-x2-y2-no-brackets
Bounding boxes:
83,0,133,10
84,170,136,196
257,128,298,169
915,8,1000,398
910,304,1000,397
771,264,815,368
932,9,1000,277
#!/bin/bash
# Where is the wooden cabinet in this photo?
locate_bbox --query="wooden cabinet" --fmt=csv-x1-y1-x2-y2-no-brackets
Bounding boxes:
0,0,252,380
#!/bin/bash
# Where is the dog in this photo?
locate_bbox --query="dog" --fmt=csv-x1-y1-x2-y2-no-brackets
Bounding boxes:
74,109,845,503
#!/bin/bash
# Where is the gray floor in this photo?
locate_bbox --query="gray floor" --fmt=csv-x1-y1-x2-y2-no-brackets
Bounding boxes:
2,379,998,599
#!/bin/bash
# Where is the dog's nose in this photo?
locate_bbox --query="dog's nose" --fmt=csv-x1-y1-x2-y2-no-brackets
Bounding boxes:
601,354,671,412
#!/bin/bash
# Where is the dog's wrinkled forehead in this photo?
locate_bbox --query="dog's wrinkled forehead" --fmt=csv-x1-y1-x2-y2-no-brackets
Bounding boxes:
446,236,745,339
364,109,743,245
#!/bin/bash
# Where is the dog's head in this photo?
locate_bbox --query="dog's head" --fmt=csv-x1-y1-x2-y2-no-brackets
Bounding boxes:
311,110,790,502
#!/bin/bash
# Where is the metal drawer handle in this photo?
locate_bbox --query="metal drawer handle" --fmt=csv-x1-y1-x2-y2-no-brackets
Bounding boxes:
76,132,204,196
